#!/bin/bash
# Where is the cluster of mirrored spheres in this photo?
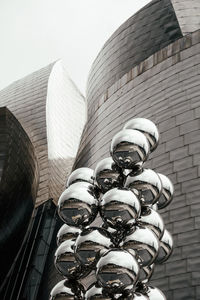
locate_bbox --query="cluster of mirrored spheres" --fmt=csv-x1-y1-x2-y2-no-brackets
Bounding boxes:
50,118,174,300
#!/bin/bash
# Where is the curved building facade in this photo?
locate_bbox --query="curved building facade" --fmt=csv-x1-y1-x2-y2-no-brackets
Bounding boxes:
74,1,200,299
0,61,86,297
0,107,39,286
0,60,86,206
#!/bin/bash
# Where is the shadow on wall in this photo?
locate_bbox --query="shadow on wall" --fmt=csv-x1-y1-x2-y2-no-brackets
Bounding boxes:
0,107,39,289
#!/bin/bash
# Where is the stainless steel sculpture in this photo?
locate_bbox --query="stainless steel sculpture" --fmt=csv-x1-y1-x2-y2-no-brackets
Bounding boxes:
50,118,174,299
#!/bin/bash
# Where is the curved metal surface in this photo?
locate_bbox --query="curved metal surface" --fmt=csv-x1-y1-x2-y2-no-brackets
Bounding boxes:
0,107,39,287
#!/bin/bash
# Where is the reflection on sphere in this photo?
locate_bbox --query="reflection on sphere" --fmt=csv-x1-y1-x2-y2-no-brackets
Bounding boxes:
58,182,98,227
123,118,159,152
110,129,150,169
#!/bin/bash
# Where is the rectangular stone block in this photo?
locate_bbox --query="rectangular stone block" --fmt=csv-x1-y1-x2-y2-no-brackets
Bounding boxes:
166,136,184,151
170,206,190,222
173,286,195,300
187,257,200,272
173,217,194,234
176,110,194,125
182,178,200,193
177,166,198,182
169,273,191,289
161,126,180,142
180,119,200,135
170,146,188,161
191,203,200,217
177,230,200,246
166,260,187,276
173,156,193,171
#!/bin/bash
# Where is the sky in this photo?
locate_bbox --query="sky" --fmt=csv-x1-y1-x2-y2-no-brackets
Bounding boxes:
0,0,151,95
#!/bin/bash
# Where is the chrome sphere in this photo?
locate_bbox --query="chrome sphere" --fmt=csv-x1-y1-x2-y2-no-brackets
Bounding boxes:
121,293,148,300
85,283,112,299
54,239,87,279
57,224,81,246
139,264,154,284
123,118,159,152
100,188,141,230
96,249,139,293
49,279,84,300
155,229,173,264
138,285,166,300
110,129,150,169
66,167,94,187
94,157,124,193
75,227,113,269
137,207,164,239
125,169,162,206
157,173,174,209
58,182,98,227
123,226,159,266
146,286,166,300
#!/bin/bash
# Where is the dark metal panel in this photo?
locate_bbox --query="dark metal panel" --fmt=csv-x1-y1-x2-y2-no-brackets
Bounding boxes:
0,107,39,289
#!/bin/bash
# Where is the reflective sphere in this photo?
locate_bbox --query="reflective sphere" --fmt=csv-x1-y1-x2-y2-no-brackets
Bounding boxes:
75,227,113,269
155,229,173,264
139,264,154,284
123,118,159,152
100,188,141,230
157,173,174,209
125,169,162,206
123,293,148,300
58,182,98,227
146,286,166,300
110,129,150,169
57,224,81,246
85,283,112,299
137,207,164,239
94,157,124,193
151,203,158,211
138,285,166,300
54,239,87,279
97,249,139,293
49,279,84,300
123,226,159,266
66,167,94,187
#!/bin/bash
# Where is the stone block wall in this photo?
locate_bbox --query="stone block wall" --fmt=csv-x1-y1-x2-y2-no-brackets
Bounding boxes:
75,31,200,299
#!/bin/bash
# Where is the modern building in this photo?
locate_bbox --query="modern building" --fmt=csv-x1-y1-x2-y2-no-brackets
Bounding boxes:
0,61,86,299
74,0,200,299
1,0,200,299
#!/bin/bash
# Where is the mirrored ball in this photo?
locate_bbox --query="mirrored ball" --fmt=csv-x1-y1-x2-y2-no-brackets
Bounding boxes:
49,279,84,300
155,229,173,264
123,118,159,152
85,283,112,300
110,129,150,169
157,173,174,209
138,264,154,284
137,207,164,240
58,182,98,227
57,224,81,246
54,239,87,279
123,226,159,266
100,188,141,230
96,249,139,293
94,157,124,193
66,167,94,187
125,169,162,206
137,285,166,300
75,227,113,269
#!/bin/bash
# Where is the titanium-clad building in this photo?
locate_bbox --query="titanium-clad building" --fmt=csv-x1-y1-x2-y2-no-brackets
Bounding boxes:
0,61,86,299
1,0,200,299
75,0,200,299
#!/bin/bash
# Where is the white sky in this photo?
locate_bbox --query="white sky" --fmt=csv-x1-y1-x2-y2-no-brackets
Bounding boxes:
0,0,151,95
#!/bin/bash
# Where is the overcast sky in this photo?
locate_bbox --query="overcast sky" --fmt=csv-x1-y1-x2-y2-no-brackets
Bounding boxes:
0,0,151,95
